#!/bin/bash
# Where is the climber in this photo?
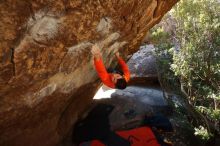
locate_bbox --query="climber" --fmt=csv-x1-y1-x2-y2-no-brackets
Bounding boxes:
91,44,130,89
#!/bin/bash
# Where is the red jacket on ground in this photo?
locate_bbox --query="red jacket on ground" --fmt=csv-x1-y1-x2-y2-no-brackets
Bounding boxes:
94,57,130,88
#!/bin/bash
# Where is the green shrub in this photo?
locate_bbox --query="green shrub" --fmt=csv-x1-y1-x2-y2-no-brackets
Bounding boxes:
151,0,220,140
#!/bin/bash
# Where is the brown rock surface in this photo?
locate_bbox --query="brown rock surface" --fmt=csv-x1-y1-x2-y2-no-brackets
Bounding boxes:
0,0,178,146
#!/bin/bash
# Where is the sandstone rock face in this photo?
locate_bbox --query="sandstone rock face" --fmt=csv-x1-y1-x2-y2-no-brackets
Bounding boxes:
0,0,178,146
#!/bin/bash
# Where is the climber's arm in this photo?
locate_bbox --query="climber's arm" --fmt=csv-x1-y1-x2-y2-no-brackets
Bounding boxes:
115,52,130,82
91,44,109,83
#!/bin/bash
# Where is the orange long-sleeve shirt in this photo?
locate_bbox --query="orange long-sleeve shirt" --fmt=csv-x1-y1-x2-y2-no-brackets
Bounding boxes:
94,57,130,88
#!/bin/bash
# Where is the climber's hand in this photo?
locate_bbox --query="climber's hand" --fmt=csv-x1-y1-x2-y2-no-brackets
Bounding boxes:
115,52,120,58
91,44,101,58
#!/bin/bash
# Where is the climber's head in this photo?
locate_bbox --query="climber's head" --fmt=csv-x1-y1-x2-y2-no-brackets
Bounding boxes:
111,73,127,89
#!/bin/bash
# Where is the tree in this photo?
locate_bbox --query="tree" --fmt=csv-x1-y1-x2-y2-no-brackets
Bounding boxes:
152,0,220,140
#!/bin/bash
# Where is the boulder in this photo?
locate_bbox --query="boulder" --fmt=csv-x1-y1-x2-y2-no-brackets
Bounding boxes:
0,0,178,145
128,44,157,80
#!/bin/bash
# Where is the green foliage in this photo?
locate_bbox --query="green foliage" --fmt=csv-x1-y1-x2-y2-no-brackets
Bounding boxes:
194,126,213,140
151,26,180,91
151,0,220,139
171,0,220,93
196,106,220,121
